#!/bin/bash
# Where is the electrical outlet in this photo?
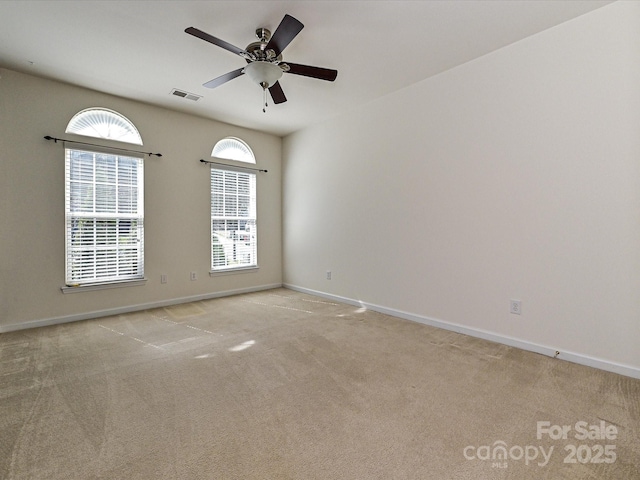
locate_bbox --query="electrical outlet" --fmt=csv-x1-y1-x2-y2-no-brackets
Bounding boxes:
326,271,332,280
161,274,167,284
190,271,197,281
510,300,522,315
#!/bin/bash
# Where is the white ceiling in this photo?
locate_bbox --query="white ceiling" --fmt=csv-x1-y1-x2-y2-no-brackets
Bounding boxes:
0,0,612,137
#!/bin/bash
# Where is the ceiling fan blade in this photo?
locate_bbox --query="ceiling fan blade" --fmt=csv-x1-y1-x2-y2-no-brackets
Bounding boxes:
285,63,338,82
203,68,245,89
268,81,287,104
185,27,248,57
265,14,304,57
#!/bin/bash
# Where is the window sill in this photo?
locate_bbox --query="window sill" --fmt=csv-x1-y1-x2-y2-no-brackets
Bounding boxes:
209,266,259,277
61,278,147,294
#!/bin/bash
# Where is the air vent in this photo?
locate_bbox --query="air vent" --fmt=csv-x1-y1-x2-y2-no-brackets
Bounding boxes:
170,89,202,102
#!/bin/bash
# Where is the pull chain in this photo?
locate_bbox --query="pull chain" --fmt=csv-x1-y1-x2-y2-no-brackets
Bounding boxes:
261,82,268,113
260,82,269,113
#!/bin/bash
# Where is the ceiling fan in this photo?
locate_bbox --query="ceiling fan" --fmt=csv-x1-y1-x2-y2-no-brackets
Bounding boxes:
185,14,338,111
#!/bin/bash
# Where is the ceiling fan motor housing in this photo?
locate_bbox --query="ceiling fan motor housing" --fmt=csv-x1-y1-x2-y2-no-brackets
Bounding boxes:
245,29,281,63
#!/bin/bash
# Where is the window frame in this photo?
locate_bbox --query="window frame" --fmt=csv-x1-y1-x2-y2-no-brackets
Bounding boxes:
210,166,258,274
62,107,146,292
62,146,145,292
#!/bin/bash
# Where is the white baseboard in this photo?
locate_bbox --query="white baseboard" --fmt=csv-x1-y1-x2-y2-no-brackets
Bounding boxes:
0,283,283,334
284,284,640,380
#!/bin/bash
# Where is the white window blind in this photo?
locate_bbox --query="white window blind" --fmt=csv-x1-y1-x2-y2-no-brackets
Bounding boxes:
65,148,144,285
211,168,257,271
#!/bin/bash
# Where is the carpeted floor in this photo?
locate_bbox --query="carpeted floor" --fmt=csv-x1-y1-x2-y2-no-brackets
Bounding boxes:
1,288,639,479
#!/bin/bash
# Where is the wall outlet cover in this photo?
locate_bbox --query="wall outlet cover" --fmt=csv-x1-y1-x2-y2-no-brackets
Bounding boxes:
510,300,522,315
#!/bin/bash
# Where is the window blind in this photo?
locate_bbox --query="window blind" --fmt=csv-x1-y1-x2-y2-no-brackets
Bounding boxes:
65,148,144,285
211,168,257,271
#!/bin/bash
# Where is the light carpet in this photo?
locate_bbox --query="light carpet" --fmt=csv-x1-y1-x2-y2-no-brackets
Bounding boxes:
1,288,638,479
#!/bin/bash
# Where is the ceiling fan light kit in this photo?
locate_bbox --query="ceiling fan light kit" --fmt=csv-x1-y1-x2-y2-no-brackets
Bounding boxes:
244,62,283,89
243,62,284,112
186,14,337,112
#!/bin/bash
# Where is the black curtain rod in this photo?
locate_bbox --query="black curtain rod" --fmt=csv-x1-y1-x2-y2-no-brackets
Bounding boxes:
44,136,162,157
200,159,267,173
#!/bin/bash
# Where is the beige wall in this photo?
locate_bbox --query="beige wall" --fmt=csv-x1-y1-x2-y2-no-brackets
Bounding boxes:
0,69,282,330
283,2,640,375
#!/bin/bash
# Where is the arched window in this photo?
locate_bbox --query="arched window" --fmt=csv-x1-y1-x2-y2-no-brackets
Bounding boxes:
209,137,257,272
63,108,145,289
66,108,143,145
211,137,255,163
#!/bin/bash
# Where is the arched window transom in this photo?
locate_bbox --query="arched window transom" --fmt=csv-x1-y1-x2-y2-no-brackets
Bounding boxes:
66,108,143,145
212,137,255,164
